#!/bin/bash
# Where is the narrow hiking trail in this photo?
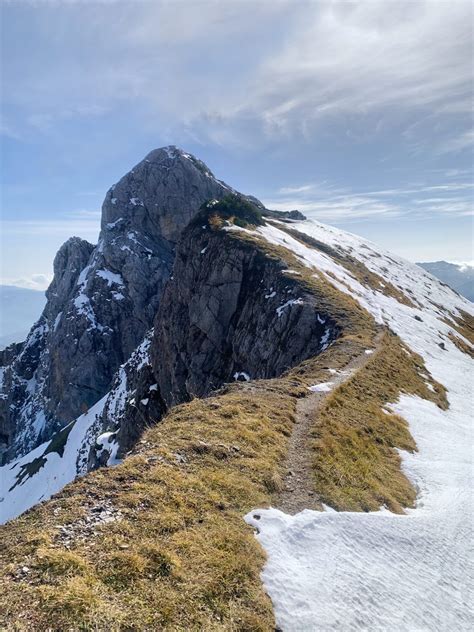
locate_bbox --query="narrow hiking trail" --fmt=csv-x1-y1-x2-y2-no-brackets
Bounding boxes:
277,332,384,514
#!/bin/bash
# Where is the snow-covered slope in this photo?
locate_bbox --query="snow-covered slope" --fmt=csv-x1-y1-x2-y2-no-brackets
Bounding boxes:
245,219,473,630
0,330,154,524
0,397,106,524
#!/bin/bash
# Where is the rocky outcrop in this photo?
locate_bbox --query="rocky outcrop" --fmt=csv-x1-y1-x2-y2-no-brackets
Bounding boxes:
44,237,96,319
0,147,240,464
89,216,339,464
152,219,338,407
0,237,94,457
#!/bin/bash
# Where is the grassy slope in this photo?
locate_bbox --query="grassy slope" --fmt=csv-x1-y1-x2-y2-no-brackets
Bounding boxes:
0,220,448,630
312,331,447,512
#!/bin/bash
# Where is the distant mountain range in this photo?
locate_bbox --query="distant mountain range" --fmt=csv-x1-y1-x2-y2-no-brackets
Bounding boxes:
0,285,46,349
417,261,474,302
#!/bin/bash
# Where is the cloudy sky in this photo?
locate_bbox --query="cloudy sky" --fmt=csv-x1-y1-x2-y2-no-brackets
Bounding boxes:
1,0,473,290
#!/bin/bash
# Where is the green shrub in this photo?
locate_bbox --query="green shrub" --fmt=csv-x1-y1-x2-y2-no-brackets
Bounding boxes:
201,194,264,228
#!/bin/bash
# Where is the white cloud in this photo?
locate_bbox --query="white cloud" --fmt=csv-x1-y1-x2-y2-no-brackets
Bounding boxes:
449,260,474,270
266,178,473,223
252,2,472,132
3,274,52,291
266,195,403,222
437,129,474,154
278,184,316,195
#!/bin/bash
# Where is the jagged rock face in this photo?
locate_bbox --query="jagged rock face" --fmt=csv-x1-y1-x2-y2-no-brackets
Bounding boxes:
0,147,234,464
44,237,96,320
101,146,234,243
151,221,338,408
88,222,339,465
87,330,165,468
0,237,94,456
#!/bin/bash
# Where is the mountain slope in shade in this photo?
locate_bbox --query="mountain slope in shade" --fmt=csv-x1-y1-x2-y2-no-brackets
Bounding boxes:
0,286,46,349
418,260,474,302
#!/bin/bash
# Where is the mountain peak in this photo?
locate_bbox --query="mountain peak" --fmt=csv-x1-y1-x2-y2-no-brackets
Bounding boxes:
100,146,231,240
141,145,216,178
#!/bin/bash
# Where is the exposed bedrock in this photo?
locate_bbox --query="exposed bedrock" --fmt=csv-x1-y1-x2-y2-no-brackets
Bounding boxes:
98,221,340,461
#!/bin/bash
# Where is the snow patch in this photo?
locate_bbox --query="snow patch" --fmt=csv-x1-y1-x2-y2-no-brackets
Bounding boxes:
96,269,124,288
53,312,62,332
96,431,121,467
276,298,304,317
320,328,331,350
234,371,250,382
106,218,122,229
308,382,332,392
0,397,107,524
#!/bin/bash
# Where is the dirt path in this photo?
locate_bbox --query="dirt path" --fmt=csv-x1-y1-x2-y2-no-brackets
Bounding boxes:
277,332,384,514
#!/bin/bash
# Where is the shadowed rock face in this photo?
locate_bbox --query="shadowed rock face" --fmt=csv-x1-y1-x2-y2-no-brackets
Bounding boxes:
0,147,237,464
92,220,339,462
152,222,338,408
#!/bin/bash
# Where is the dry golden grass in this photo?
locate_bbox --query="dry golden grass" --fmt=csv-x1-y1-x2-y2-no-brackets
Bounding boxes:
312,331,447,513
444,309,474,358
0,387,300,631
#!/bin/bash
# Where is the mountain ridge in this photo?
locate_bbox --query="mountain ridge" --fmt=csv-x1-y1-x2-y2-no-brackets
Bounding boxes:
0,148,472,631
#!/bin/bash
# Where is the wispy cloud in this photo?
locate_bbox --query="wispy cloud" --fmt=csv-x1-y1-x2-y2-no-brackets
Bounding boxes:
269,196,402,222
437,130,474,155
266,179,474,223
3,1,472,150
278,184,316,195
2,274,52,292
1,217,100,237
66,209,102,220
